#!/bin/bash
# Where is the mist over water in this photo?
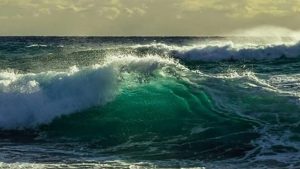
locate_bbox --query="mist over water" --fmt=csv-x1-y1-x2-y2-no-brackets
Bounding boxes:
227,26,300,43
0,36,300,168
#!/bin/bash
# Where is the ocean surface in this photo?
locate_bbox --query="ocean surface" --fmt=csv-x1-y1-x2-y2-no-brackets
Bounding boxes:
0,37,300,169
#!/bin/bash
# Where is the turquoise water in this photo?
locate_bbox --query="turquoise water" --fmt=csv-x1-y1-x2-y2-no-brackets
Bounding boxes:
0,37,300,168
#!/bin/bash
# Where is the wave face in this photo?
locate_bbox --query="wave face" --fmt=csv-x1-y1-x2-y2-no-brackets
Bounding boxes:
1,37,300,168
0,66,116,128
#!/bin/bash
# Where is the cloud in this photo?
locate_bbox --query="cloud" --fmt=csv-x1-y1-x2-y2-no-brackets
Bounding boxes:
99,7,120,20
292,0,300,12
95,0,146,20
0,0,299,35
176,0,227,11
125,7,146,17
236,0,293,18
177,0,300,18
1,0,299,20
0,0,91,19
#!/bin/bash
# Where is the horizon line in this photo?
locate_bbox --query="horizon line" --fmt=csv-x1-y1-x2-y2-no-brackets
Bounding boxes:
0,35,296,38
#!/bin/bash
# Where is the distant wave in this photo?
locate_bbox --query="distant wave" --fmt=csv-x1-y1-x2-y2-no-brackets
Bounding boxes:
26,44,48,48
25,44,64,48
172,42,300,61
129,41,300,61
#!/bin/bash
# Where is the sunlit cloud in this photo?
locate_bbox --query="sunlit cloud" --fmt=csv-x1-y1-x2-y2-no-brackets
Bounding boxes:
178,0,300,18
0,0,299,35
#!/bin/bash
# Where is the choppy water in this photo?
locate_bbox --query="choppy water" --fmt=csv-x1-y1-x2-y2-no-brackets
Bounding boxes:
0,37,300,168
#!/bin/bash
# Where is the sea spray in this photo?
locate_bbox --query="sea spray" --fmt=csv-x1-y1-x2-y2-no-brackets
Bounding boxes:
0,55,186,128
0,37,300,168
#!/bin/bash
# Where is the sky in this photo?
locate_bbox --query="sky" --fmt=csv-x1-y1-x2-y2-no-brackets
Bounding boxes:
0,0,300,36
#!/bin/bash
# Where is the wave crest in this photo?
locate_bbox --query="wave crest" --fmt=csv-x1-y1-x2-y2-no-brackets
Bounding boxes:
0,55,182,129
128,40,300,61
173,42,300,61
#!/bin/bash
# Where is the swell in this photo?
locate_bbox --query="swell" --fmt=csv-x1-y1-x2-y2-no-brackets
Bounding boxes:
39,66,300,163
41,76,260,160
1,39,300,73
129,41,300,61
1,53,300,166
0,55,184,129
1,53,300,130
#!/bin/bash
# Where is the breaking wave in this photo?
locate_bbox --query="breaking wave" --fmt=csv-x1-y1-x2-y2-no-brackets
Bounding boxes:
0,55,183,129
1,36,300,168
129,40,300,61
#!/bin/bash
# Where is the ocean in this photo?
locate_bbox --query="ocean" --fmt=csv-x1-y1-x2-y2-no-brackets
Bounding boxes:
0,36,300,168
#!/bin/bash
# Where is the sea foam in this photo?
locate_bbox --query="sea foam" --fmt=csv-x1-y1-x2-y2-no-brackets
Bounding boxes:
0,55,181,129
172,42,300,61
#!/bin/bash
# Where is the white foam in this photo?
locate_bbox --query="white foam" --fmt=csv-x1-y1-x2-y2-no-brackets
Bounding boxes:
172,42,300,61
0,67,116,129
26,44,48,48
128,38,300,61
0,55,183,129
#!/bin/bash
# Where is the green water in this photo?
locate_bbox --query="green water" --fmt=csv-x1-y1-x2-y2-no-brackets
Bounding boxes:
1,37,300,168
